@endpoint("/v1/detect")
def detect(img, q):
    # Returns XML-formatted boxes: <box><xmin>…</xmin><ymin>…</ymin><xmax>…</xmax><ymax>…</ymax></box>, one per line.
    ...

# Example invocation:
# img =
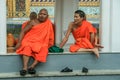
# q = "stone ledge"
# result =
<box><xmin>1</xmin><ymin>52</ymin><xmax>120</xmax><ymax>56</ymax></box>
<box><xmin>0</xmin><ymin>70</ymin><xmax>120</xmax><ymax>79</ymax></box>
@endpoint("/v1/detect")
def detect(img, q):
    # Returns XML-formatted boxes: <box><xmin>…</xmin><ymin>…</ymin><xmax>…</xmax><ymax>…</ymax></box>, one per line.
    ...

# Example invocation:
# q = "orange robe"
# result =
<box><xmin>16</xmin><ymin>19</ymin><xmax>54</xmax><ymax>62</ymax></box>
<box><xmin>21</xmin><ymin>21</ymin><xmax>29</xmax><ymax>30</ymax></box>
<box><xmin>70</xmin><ymin>20</ymin><xmax>96</xmax><ymax>52</ymax></box>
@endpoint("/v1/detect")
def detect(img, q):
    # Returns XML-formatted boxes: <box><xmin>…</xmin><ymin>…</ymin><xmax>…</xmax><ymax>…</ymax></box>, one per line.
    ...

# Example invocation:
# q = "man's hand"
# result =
<box><xmin>15</xmin><ymin>42</ymin><xmax>21</xmax><ymax>50</ymax></box>
<box><xmin>95</xmin><ymin>44</ymin><xmax>104</xmax><ymax>48</ymax></box>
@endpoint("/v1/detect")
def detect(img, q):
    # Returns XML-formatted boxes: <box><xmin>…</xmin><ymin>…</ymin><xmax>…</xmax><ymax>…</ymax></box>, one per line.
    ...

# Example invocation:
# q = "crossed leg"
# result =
<box><xmin>78</xmin><ymin>48</ymin><xmax>99</xmax><ymax>58</ymax></box>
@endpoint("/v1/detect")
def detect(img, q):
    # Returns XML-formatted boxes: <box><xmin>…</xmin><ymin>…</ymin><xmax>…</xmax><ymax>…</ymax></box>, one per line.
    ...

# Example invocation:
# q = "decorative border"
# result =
<box><xmin>13</xmin><ymin>0</ymin><xmax>30</xmax><ymax>18</ymax></box>
<box><xmin>78</xmin><ymin>0</ymin><xmax>100</xmax><ymax>7</ymax></box>
<box><xmin>31</xmin><ymin>2</ymin><xmax>55</xmax><ymax>6</ymax></box>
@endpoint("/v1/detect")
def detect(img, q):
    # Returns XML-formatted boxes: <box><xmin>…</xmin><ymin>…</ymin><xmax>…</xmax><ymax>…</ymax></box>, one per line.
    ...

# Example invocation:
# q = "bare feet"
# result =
<box><xmin>92</xmin><ymin>48</ymin><xmax>99</xmax><ymax>58</ymax></box>
<box><xmin>28</xmin><ymin>61</ymin><xmax>38</xmax><ymax>74</ymax></box>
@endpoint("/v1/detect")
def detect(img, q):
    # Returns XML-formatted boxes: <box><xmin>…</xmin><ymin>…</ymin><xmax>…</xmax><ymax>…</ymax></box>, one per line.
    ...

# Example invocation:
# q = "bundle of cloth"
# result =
<box><xmin>49</xmin><ymin>45</ymin><xmax>64</xmax><ymax>53</ymax></box>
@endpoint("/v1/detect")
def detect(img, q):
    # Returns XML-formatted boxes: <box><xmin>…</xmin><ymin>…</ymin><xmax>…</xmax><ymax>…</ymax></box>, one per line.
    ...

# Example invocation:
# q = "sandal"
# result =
<box><xmin>28</xmin><ymin>68</ymin><xmax>36</xmax><ymax>74</ymax></box>
<box><xmin>20</xmin><ymin>70</ymin><xmax>27</xmax><ymax>76</ymax></box>
<box><xmin>61</xmin><ymin>67</ymin><xmax>73</xmax><ymax>72</ymax></box>
<box><xmin>82</xmin><ymin>67</ymin><xmax>88</xmax><ymax>73</ymax></box>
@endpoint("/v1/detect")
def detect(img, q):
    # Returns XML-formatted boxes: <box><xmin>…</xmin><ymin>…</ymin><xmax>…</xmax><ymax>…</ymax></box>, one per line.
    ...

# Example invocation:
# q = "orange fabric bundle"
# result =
<box><xmin>16</xmin><ymin>19</ymin><xmax>54</xmax><ymax>62</ymax></box>
<box><xmin>70</xmin><ymin>20</ymin><xmax>96</xmax><ymax>52</ymax></box>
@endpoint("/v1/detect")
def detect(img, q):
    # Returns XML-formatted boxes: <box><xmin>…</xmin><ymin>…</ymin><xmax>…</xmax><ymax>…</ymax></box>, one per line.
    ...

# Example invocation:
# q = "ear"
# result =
<box><xmin>47</xmin><ymin>15</ymin><xmax>49</xmax><ymax>17</ymax></box>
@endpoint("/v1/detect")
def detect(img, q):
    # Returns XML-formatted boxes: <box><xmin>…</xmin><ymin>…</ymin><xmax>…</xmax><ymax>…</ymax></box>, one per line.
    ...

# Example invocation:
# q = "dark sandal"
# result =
<box><xmin>82</xmin><ymin>67</ymin><xmax>88</xmax><ymax>73</ymax></box>
<box><xmin>61</xmin><ymin>67</ymin><xmax>73</xmax><ymax>72</ymax></box>
<box><xmin>20</xmin><ymin>70</ymin><xmax>27</xmax><ymax>76</ymax></box>
<box><xmin>28</xmin><ymin>68</ymin><xmax>36</xmax><ymax>74</ymax></box>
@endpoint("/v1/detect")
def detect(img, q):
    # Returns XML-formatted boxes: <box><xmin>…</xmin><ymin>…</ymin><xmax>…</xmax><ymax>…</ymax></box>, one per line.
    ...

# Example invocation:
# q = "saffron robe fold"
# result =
<box><xmin>16</xmin><ymin>19</ymin><xmax>54</xmax><ymax>62</ymax></box>
<box><xmin>21</xmin><ymin>21</ymin><xmax>29</xmax><ymax>29</ymax></box>
<box><xmin>70</xmin><ymin>20</ymin><xmax>96</xmax><ymax>52</ymax></box>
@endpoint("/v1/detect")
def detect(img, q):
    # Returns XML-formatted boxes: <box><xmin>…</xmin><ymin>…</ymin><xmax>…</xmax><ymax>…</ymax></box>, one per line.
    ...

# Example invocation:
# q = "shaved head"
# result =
<box><xmin>39</xmin><ymin>8</ymin><xmax>48</xmax><ymax>15</ymax></box>
<box><xmin>38</xmin><ymin>8</ymin><xmax>49</xmax><ymax>22</ymax></box>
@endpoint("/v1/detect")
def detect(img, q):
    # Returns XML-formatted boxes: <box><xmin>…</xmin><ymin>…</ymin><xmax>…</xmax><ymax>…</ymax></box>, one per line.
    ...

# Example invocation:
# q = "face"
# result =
<box><xmin>29</xmin><ymin>13</ymin><xmax>37</xmax><ymax>20</ymax></box>
<box><xmin>38</xmin><ymin>10</ymin><xmax>48</xmax><ymax>22</ymax></box>
<box><xmin>74</xmin><ymin>13</ymin><xmax>83</xmax><ymax>25</ymax></box>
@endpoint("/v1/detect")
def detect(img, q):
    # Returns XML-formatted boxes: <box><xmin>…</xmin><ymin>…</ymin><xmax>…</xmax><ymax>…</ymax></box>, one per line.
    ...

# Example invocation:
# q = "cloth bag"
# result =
<box><xmin>49</xmin><ymin>45</ymin><xmax>64</xmax><ymax>53</ymax></box>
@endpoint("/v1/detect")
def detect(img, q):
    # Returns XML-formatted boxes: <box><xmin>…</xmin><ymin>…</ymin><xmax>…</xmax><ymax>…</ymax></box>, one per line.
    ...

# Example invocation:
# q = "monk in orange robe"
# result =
<box><xmin>15</xmin><ymin>9</ymin><xmax>54</xmax><ymax>76</ymax></box>
<box><xmin>60</xmin><ymin>10</ymin><xmax>103</xmax><ymax>58</ymax></box>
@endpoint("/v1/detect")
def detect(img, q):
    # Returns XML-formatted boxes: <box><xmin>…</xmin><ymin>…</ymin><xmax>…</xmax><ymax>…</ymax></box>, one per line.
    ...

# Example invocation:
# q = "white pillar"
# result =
<box><xmin>110</xmin><ymin>0</ymin><xmax>120</xmax><ymax>52</ymax></box>
<box><xmin>101</xmin><ymin>0</ymin><xmax>120</xmax><ymax>52</ymax></box>
<box><xmin>0</xmin><ymin>0</ymin><xmax>7</xmax><ymax>54</ymax></box>
<box><xmin>55</xmin><ymin>0</ymin><xmax>78</xmax><ymax>46</ymax></box>
<box><xmin>62</xmin><ymin>0</ymin><xmax>78</xmax><ymax>44</ymax></box>
<box><xmin>100</xmin><ymin>0</ymin><xmax>111</xmax><ymax>52</ymax></box>
<box><xmin>54</xmin><ymin>0</ymin><xmax>63</xmax><ymax>45</ymax></box>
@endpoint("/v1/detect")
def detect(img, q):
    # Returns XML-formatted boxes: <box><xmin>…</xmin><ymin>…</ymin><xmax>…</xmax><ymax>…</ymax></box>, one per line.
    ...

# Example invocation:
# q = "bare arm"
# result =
<box><xmin>94</xmin><ymin>33</ymin><xmax>98</xmax><ymax>45</ymax></box>
<box><xmin>90</xmin><ymin>32</ymin><xmax>95</xmax><ymax>46</ymax></box>
<box><xmin>94</xmin><ymin>34</ymin><xmax>104</xmax><ymax>48</ymax></box>
<box><xmin>15</xmin><ymin>21</ymin><xmax>33</xmax><ymax>50</ymax></box>
<box><xmin>59</xmin><ymin>22</ymin><xmax>73</xmax><ymax>48</ymax></box>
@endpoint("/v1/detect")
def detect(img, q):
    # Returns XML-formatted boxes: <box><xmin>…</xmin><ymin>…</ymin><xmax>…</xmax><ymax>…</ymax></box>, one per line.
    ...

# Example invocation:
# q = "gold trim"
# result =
<box><xmin>26</xmin><ymin>0</ymin><xmax>30</xmax><ymax>17</ymax></box>
<box><xmin>31</xmin><ymin>2</ymin><xmax>55</xmax><ymax>6</ymax></box>
<box><xmin>79</xmin><ymin>1</ymin><xmax>100</xmax><ymax>7</ymax></box>
<box><xmin>7</xmin><ymin>0</ymin><xmax>13</xmax><ymax>18</ymax></box>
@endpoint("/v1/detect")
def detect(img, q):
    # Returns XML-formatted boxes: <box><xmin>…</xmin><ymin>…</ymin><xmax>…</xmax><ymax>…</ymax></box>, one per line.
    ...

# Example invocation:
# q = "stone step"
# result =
<box><xmin>0</xmin><ymin>52</ymin><xmax>120</xmax><ymax>80</ymax></box>
<box><xmin>0</xmin><ymin>70</ymin><xmax>120</xmax><ymax>79</ymax></box>
<box><xmin>0</xmin><ymin>52</ymin><xmax>120</xmax><ymax>73</ymax></box>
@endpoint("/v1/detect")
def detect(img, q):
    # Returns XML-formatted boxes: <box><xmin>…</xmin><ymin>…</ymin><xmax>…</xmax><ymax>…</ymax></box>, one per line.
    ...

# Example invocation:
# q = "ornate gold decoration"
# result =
<box><xmin>7</xmin><ymin>0</ymin><xmax>30</xmax><ymax>18</ymax></box>
<box><xmin>79</xmin><ymin>0</ymin><xmax>100</xmax><ymax>7</ymax></box>
<box><xmin>31</xmin><ymin>2</ymin><xmax>55</xmax><ymax>6</ymax></box>
<box><xmin>7</xmin><ymin>0</ymin><xmax>13</xmax><ymax>18</ymax></box>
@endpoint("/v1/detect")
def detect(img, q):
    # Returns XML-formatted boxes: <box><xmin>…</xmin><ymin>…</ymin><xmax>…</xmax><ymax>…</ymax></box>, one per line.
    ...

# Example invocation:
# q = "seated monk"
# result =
<box><xmin>60</xmin><ymin>10</ymin><xmax>103</xmax><ymax>58</ymax></box>
<box><xmin>15</xmin><ymin>8</ymin><xmax>54</xmax><ymax>76</ymax></box>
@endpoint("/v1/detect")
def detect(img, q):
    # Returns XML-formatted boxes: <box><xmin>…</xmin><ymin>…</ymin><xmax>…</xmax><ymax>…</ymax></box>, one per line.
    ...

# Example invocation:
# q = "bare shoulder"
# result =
<box><xmin>69</xmin><ymin>22</ymin><xmax>74</xmax><ymax>28</ymax></box>
<box><xmin>27</xmin><ymin>20</ymin><xmax>34</xmax><ymax>25</ymax></box>
<box><xmin>69</xmin><ymin>22</ymin><xmax>74</xmax><ymax>26</ymax></box>
<box><xmin>29</xmin><ymin>20</ymin><xmax>39</xmax><ymax>26</ymax></box>
<box><xmin>23</xmin><ymin>20</ymin><xmax>35</xmax><ymax>29</ymax></box>
<box><xmin>68</xmin><ymin>22</ymin><xmax>75</xmax><ymax>29</ymax></box>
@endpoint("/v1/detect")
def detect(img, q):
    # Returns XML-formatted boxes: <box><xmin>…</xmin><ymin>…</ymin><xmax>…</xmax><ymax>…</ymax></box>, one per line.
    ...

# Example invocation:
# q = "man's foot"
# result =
<box><xmin>28</xmin><ymin>67</ymin><xmax>36</xmax><ymax>74</ymax></box>
<box><xmin>20</xmin><ymin>70</ymin><xmax>27</xmax><ymax>76</ymax></box>
<box><xmin>27</xmin><ymin>60</ymin><xmax>38</xmax><ymax>74</ymax></box>
<box><xmin>93</xmin><ymin>48</ymin><xmax>99</xmax><ymax>58</ymax></box>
